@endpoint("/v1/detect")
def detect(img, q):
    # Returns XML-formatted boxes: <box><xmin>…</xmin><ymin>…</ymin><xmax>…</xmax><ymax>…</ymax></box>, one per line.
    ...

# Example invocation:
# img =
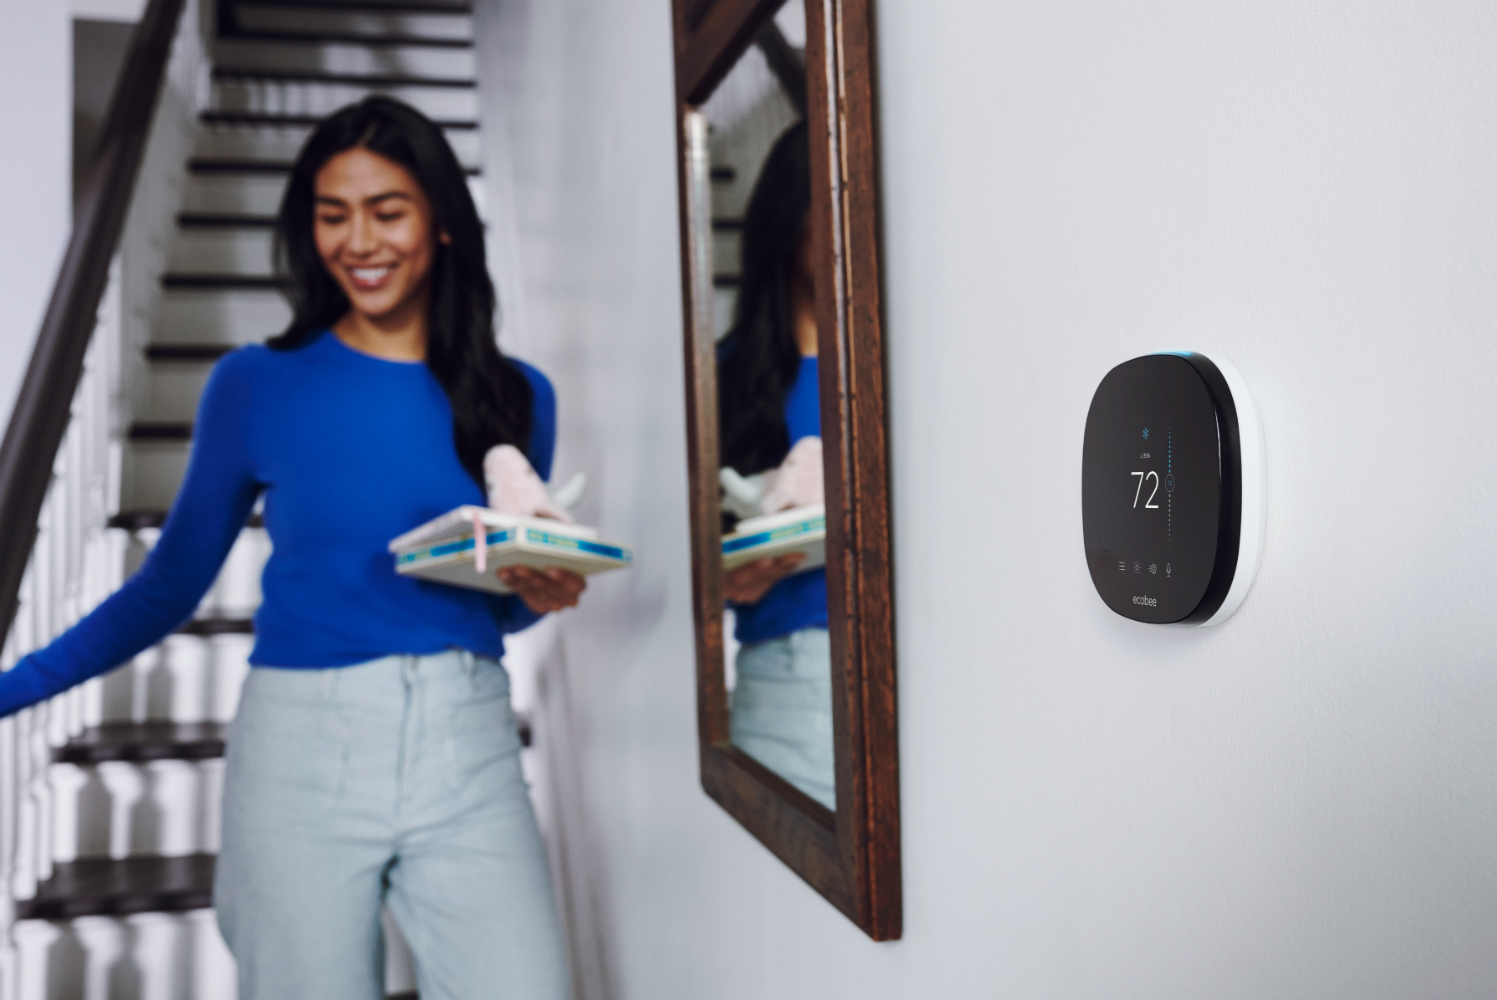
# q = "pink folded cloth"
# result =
<box><xmin>483</xmin><ymin>445</ymin><xmax>574</xmax><ymax>523</ymax></box>
<box><xmin>760</xmin><ymin>437</ymin><xmax>824</xmax><ymax>514</ymax></box>
<box><xmin>720</xmin><ymin>437</ymin><xmax>825</xmax><ymax>519</ymax></box>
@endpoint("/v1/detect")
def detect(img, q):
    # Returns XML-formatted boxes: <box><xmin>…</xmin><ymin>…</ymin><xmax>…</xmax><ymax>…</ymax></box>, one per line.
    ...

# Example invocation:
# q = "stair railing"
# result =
<box><xmin>0</xmin><ymin>0</ymin><xmax>202</xmax><ymax>988</ymax></box>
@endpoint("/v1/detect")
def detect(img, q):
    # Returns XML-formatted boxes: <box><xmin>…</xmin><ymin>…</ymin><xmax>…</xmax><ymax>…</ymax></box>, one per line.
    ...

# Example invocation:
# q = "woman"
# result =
<box><xmin>0</xmin><ymin>97</ymin><xmax>577</xmax><ymax>999</ymax></box>
<box><xmin>717</xmin><ymin>121</ymin><xmax>835</xmax><ymax>809</ymax></box>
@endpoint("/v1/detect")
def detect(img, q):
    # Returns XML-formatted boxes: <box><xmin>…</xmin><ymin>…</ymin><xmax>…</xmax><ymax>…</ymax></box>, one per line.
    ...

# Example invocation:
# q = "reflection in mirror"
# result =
<box><xmin>701</xmin><ymin>2</ymin><xmax>834</xmax><ymax>810</ymax></box>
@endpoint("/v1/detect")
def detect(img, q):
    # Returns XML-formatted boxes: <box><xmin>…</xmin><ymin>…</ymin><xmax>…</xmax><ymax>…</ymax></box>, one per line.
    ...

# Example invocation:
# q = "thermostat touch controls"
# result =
<box><xmin>1082</xmin><ymin>353</ymin><xmax>1264</xmax><ymax>626</ymax></box>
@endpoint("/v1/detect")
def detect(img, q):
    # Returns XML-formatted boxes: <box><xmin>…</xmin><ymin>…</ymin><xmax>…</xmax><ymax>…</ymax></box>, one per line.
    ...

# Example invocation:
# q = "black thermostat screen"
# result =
<box><xmin>1083</xmin><ymin>355</ymin><xmax>1222</xmax><ymax>623</ymax></box>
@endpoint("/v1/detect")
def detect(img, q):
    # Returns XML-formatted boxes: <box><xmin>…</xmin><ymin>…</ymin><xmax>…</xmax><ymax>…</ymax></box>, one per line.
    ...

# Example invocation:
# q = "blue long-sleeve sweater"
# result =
<box><xmin>0</xmin><ymin>330</ymin><xmax>554</xmax><ymax>717</ymax></box>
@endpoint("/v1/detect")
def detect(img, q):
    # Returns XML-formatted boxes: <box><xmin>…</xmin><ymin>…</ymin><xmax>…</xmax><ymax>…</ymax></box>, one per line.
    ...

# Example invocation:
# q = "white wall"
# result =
<box><xmin>0</xmin><ymin>1</ymin><xmax>72</xmax><ymax>437</ymax></box>
<box><xmin>482</xmin><ymin>3</ymin><xmax>1497</xmax><ymax>998</ymax></box>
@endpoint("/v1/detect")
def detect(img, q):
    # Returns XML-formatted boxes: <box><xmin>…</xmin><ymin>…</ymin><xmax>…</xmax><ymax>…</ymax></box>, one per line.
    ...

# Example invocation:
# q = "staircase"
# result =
<box><xmin>2</xmin><ymin>1</ymin><xmax>483</xmax><ymax>996</ymax></box>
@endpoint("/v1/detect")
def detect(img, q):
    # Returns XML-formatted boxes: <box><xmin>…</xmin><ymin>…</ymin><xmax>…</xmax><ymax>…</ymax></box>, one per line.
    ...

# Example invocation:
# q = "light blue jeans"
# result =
<box><xmin>730</xmin><ymin>627</ymin><xmax>836</xmax><ymax>808</ymax></box>
<box><xmin>215</xmin><ymin>651</ymin><xmax>569</xmax><ymax>1000</ymax></box>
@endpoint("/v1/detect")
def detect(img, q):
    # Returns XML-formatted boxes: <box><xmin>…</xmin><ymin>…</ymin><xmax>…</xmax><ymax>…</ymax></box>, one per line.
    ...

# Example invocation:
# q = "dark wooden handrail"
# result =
<box><xmin>0</xmin><ymin>0</ymin><xmax>185</xmax><ymax>641</ymax></box>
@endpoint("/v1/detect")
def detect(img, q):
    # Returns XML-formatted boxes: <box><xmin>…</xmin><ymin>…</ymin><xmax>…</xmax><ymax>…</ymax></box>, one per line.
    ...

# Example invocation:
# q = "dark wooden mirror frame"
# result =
<box><xmin>670</xmin><ymin>0</ymin><xmax>901</xmax><ymax>940</ymax></box>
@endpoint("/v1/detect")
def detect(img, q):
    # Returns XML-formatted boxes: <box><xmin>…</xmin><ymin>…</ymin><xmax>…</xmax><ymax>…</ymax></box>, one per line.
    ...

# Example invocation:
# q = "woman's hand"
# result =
<box><xmin>723</xmin><ymin>553</ymin><xmax>805</xmax><ymax>605</ymax></box>
<box><xmin>498</xmin><ymin>566</ymin><xmax>587</xmax><ymax>615</ymax></box>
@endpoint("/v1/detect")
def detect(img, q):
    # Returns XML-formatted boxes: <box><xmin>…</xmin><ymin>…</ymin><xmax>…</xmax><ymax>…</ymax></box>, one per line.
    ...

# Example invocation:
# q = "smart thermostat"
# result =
<box><xmin>1082</xmin><ymin>352</ymin><xmax>1264</xmax><ymax>626</ymax></box>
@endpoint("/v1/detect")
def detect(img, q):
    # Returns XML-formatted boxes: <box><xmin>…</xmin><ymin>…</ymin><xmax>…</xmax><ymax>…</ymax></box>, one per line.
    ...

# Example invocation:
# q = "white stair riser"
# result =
<box><xmin>183</xmin><ymin>174</ymin><xmax>288</xmax><ymax>216</ymax></box>
<box><xmin>211</xmin><ymin>78</ymin><xmax>477</xmax><ymax>119</ymax></box>
<box><xmin>194</xmin><ymin>120</ymin><xmax>481</xmax><ymax>167</ymax></box>
<box><xmin>167</xmin><ymin>230</ymin><xmax>276</xmax><ymax>276</ymax></box>
<box><xmin>231</xmin><ymin>5</ymin><xmax>473</xmax><ymax>42</ymax></box>
<box><xmin>50</xmin><ymin>760</ymin><xmax>224</xmax><ymax>862</ymax></box>
<box><xmin>14</xmin><ymin>911</ymin><xmax>236</xmax><ymax>1000</ymax></box>
<box><xmin>92</xmin><ymin>634</ymin><xmax>252</xmax><ymax>727</ymax></box>
<box><xmin>123</xmin><ymin>445</ymin><xmax>191</xmax><ymax>514</ymax></box>
<box><xmin>140</xmin><ymin>366</ymin><xmax>213</xmax><ymax>423</ymax></box>
<box><xmin>214</xmin><ymin>37</ymin><xmax>475</xmax><ymax>79</ymax></box>
<box><xmin>156</xmin><ymin>288</ymin><xmax>292</xmax><ymax>345</ymax></box>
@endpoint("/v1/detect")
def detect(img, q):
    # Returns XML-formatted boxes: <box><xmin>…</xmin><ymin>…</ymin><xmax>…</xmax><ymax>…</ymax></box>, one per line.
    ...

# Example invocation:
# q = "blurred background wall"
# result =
<box><xmin>477</xmin><ymin>2</ymin><xmax>1497</xmax><ymax>998</ymax></box>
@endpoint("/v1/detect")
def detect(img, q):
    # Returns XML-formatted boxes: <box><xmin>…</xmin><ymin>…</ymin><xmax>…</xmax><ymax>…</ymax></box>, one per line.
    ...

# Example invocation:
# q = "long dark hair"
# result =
<box><xmin>717</xmin><ymin>121</ymin><xmax>811</xmax><ymax>475</ymax></box>
<box><xmin>269</xmin><ymin>96</ymin><xmax>533</xmax><ymax>487</ymax></box>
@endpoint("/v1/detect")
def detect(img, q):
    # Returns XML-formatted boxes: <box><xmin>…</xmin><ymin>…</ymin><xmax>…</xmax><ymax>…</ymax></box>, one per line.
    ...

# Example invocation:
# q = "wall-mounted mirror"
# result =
<box><xmin>671</xmin><ymin>0</ymin><xmax>900</xmax><ymax>939</ymax></box>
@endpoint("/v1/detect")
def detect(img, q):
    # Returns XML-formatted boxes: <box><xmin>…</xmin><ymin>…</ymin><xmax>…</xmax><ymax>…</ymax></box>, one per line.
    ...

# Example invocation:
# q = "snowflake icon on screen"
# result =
<box><xmin>1142</xmin><ymin>427</ymin><xmax>1150</xmax><ymax>440</ymax></box>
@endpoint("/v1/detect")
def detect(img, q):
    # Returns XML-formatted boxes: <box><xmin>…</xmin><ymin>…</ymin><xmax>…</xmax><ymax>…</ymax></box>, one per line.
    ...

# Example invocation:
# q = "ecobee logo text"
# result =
<box><xmin>1132</xmin><ymin>595</ymin><xmax>1158</xmax><ymax>607</ymax></box>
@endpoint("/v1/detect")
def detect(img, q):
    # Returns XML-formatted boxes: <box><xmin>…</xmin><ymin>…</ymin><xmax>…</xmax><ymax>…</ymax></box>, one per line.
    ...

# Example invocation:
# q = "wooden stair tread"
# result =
<box><xmin>177</xmin><ymin>617</ymin><xmax>256</xmax><ymax>636</ymax></box>
<box><xmin>219</xmin><ymin>30</ymin><xmax>472</xmax><ymax>49</ymax></box>
<box><xmin>201</xmin><ymin>110</ymin><xmax>476</xmax><ymax>128</ymax></box>
<box><xmin>146</xmin><ymin>342</ymin><xmax>241</xmax><ymax>361</ymax></box>
<box><xmin>108</xmin><ymin>510</ymin><xmax>264</xmax><ymax>529</ymax></box>
<box><xmin>177</xmin><ymin>212</ymin><xmax>277</xmax><ymax>229</ymax></box>
<box><xmin>16</xmin><ymin>854</ymin><xmax>216</xmax><ymax>920</ymax></box>
<box><xmin>229</xmin><ymin>0</ymin><xmax>471</xmax><ymax>13</ymax></box>
<box><xmin>128</xmin><ymin>421</ymin><xmax>194</xmax><ymax>440</ymax></box>
<box><xmin>212</xmin><ymin>66</ymin><xmax>475</xmax><ymax>88</ymax></box>
<box><xmin>160</xmin><ymin>274</ymin><xmax>285</xmax><ymax>290</ymax></box>
<box><xmin>54</xmin><ymin>722</ymin><xmax>228</xmax><ymax>764</ymax></box>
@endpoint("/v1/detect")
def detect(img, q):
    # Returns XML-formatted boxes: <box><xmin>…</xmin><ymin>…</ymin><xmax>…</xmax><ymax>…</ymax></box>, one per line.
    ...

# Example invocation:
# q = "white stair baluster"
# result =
<box><xmin>12</xmin><ymin>919</ymin><xmax>62</xmax><ymax>1000</ymax></box>
<box><xmin>158</xmin><ymin>636</ymin><xmax>209</xmax><ymax>725</ymax></box>
<box><xmin>98</xmin><ymin>762</ymin><xmax>146</xmax><ymax>862</ymax></box>
<box><xmin>186</xmin><ymin>909</ymin><xmax>236</xmax><ymax>999</ymax></box>
<box><xmin>208</xmin><ymin>634</ymin><xmax>251</xmax><ymax>724</ymax></box>
<box><xmin>73</xmin><ymin>916</ymin><xmax>127</xmax><ymax>1000</ymax></box>
<box><xmin>47</xmin><ymin>763</ymin><xmax>89</xmax><ymax>865</ymax></box>
<box><xmin>143</xmin><ymin>761</ymin><xmax>200</xmax><ymax>857</ymax></box>
<box><xmin>127</xmin><ymin>912</ymin><xmax>185</xmax><ymax>1000</ymax></box>
<box><xmin>197</xmin><ymin>760</ymin><xmax>224</xmax><ymax>856</ymax></box>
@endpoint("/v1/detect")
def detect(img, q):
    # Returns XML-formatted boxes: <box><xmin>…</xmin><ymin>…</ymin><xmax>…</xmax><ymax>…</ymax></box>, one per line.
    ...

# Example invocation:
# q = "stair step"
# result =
<box><xmin>161</xmin><ymin>273</ymin><xmax>285</xmax><ymax>290</ymax></box>
<box><xmin>188</xmin><ymin>157</ymin><xmax>296</xmax><ymax>174</ymax></box>
<box><xmin>226</xmin><ymin>3</ymin><xmax>473</xmax><ymax>44</ymax></box>
<box><xmin>178</xmin><ymin>618</ymin><xmax>256</xmax><ymax>637</ymax></box>
<box><xmin>194</xmin><ymin>116</ymin><xmax>481</xmax><ymax>165</ymax></box>
<box><xmin>234</xmin><ymin>0</ymin><xmax>471</xmax><ymax>11</ymax></box>
<box><xmin>202</xmin><ymin>109</ymin><xmax>477</xmax><ymax>129</ymax></box>
<box><xmin>146</xmin><ymin>342</ymin><xmax>242</xmax><ymax>360</ymax></box>
<box><xmin>236</xmin><ymin>0</ymin><xmax>470</xmax><ymax>7</ymax></box>
<box><xmin>213</xmin><ymin>66</ymin><xmax>475</xmax><ymax>88</ymax></box>
<box><xmin>218</xmin><ymin>28</ymin><xmax>471</xmax><ymax>49</ymax></box>
<box><xmin>55</xmin><ymin>723</ymin><xmax>229</xmax><ymax>764</ymax></box>
<box><xmin>178</xmin><ymin>211</ymin><xmax>277</xmax><ymax>228</ymax></box>
<box><xmin>129</xmin><ymin>422</ymin><xmax>194</xmax><ymax>441</ymax></box>
<box><xmin>168</xmin><ymin>228</ymin><xmax>275</xmax><ymax>275</ymax></box>
<box><xmin>16</xmin><ymin>854</ymin><xmax>216</xmax><ymax>920</ymax></box>
<box><xmin>108</xmin><ymin>512</ymin><xmax>264</xmax><ymax>530</ymax></box>
<box><xmin>158</xmin><ymin>286</ymin><xmax>291</xmax><ymax>346</ymax></box>
<box><xmin>184</xmin><ymin>170</ymin><xmax>290</xmax><ymax>215</ymax></box>
<box><xmin>210</xmin><ymin>76</ymin><xmax>478</xmax><ymax>120</ymax></box>
<box><xmin>214</xmin><ymin>34</ymin><xmax>475</xmax><ymax>80</ymax></box>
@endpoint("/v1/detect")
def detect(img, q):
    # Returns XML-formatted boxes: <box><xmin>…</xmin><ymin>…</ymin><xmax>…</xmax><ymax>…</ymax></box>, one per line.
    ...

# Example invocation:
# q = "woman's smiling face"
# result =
<box><xmin>313</xmin><ymin>147</ymin><xmax>444</xmax><ymax>326</ymax></box>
